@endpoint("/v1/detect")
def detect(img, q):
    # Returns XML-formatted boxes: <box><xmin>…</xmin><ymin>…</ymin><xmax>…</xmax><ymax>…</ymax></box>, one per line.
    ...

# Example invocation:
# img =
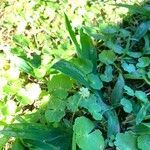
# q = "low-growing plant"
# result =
<box><xmin>0</xmin><ymin>1</ymin><xmax>150</xmax><ymax>150</ymax></box>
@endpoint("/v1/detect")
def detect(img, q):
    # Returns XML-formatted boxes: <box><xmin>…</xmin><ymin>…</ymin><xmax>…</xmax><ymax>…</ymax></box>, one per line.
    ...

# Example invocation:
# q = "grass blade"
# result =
<box><xmin>52</xmin><ymin>59</ymin><xmax>89</xmax><ymax>87</ymax></box>
<box><xmin>111</xmin><ymin>74</ymin><xmax>125</xmax><ymax>105</ymax></box>
<box><xmin>80</xmin><ymin>29</ymin><xmax>97</xmax><ymax>71</ymax></box>
<box><xmin>0</xmin><ymin>123</ymin><xmax>71</xmax><ymax>143</ymax></box>
<box><xmin>131</xmin><ymin>21</ymin><xmax>150</xmax><ymax>46</ymax></box>
<box><xmin>64</xmin><ymin>13</ymin><xmax>81</xmax><ymax>57</ymax></box>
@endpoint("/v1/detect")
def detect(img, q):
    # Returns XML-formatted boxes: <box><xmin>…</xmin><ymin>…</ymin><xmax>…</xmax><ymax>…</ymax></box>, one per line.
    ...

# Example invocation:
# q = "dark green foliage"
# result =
<box><xmin>0</xmin><ymin>123</ymin><xmax>71</xmax><ymax>150</ymax></box>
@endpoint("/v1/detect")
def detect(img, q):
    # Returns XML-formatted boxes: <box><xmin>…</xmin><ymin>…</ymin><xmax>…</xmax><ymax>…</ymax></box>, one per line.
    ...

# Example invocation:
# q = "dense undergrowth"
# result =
<box><xmin>0</xmin><ymin>0</ymin><xmax>150</xmax><ymax>150</ymax></box>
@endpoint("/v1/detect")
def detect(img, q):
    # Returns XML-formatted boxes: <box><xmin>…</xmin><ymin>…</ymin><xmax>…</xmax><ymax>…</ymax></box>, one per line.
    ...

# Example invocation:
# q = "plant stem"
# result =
<box><xmin>71</xmin><ymin>96</ymin><xmax>82</xmax><ymax>123</ymax></box>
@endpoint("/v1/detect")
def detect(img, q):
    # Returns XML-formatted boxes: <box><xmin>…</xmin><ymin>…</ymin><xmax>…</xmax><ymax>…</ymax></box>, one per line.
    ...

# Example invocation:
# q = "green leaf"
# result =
<box><xmin>133</xmin><ymin>123</ymin><xmax>150</xmax><ymax>135</ymax></box>
<box><xmin>45</xmin><ymin>97</ymin><xmax>66</xmax><ymax>122</ymax></box>
<box><xmin>136</xmin><ymin>103</ymin><xmax>149</xmax><ymax>125</ymax></box>
<box><xmin>73</xmin><ymin>116</ymin><xmax>104</xmax><ymax>150</ymax></box>
<box><xmin>138</xmin><ymin>135</ymin><xmax>150</xmax><ymax>150</ymax></box>
<box><xmin>115</xmin><ymin>132</ymin><xmax>137</xmax><ymax>150</ymax></box>
<box><xmin>122</xmin><ymin>62</ymin><xmax>136</xmax><ymax>73</ymax></box>
<box><xmin>94</xmin><ymin>92</ymin><xmax>120</xmax><ymax>137</ymax></box>
<box><xmin>124</xmin><ymin>72</ymin><xmax>142</xmax><ymax>80</ymax></box>
<box><xmin>80</xmin><ymin>29</ymin><xmax>97</xmax><ymax>71</ymax></box>
<box><xmin>47</xmin><ymin>74</ymin><xmax>73</xmax><ymax>92</ymax></box>
<box><xmin>80</xmin><ymin>94</ymin><xmax>102</xmax><ymax>120</ymax></box>
<box><xmin>88</xmin><ymin>103</ymin><xmax>102</xmax><ymax>120</ymax></box>
<box><xmin>135</xmin><ymin>91</ymin><xmax>148</xmax><ymax>103</ymax></box>
<box><xmin>11</xmin><ymin>47</ymin><xmax>26</xmax><ymax>57</ymax></box>
<box><xmin>147</xmin><ymin>70</ymin><xmax>150</xmax><ymax>79</ymax></box>
<box><xmin>23</xmin><ymin>139</ymin><xmax>58</xmax><ymax>150</ymax></box>
<box><xmin>29</xmin><ymin>53</ymin><xmax>41</xmax><ymax>68</ymax></box>
<box><xmin>101</xmin><ymin>24</ymin><xmax>118</xmax><ymax>35</ymax></box>
<box><xmin>100</xmin><ymin>65</ymin><xmax>113</xmax><ymax>82</ymax></box>
<box><xmin>53</xmin><ymin>89</ymin><xmax>68</xmax><ymax>99</ymax></box>
<box><xmin>99</xmin><ymin>50</ymin><xmax>116</xmax><ymax>65</ymax></box>
<box><xmin>64</xmin><ymin>14</ymin><xmax>81</xmax><ymax>56</ymax></box>
<box><xmin>111</xmin><ymin>74</ymin><xmax>125</xmax><ymax>105</ymax></box>
<box><xmin>52</xmin><ymin>59</ymin><xmax>89</xmax><ymax>87</ymax></box>
<box><xmin>119</xmin><ymin>29</ymin><xmax>130</xmax><ymax>38</ymax></box>
<box><xmin>45</xmin><ymin>109</ymin><xmax>65</xmax><ymax>123</ymax></box>
<box><xmin>127</xmin><ymin>52</ymin><xmax>142</xmax><ymax>58</ymax></box>
<box><xmin>67</xmin><ymin>94</ymin><xmax>102</xmax><ymax>120</ymax></box>
<box><xmin>12</xmin><ymin>139</ymin><xmax>24</xmax><ymax>150</ymax></box>
<box><xmin>14</xmin><ymin>57</ymin><xmax>34</xmax><ymax>76</ymax></box>
<box><xmin>87</xmin><ymin>73</ymin><xmax>103</xmax><ymax>90</ymax></box>
<box><xmin>120</xmin><ymin>98</ymin><xmax>133</xmax><ymax>113</ymax></box>
<box><xmin>71</xmin><ymin>58</ymin><xmax>93</xmax><ymax>74</ymax></box>
<box><xmin>105</xmin><ymin>40</ymin><xmax>123</xmax><ymax>54</ymax></box>
<box><xmin>131</xmin><ymin>21</ymin><xmax>150</xmax><ymax>46</ymax></box>
<box><xmin>136</xmin><ymin>57</ymin><xmax>150</xmax><ymax>68</ymax></box>
<box><xmin>67</xmin><ymin>94</ymin><xmax>80</xmax><ymax>112</ymax></box>
<box><xmin>143</xmin><ymin>35</ymin><xmax>150</xmax><ymax>54</ymax></box>
<box><xmin>124</xmin><ymin>85</ymin><xmax>134</xmax><ymax>96</ymax></box>
<box><xmin>13</xmin><ymin>35</ymin><xmax>29</xmax><ymax>47</ymax></box>
<box><xmin>3</xmin><ymin>80</ymin><xmax>23</xmax><ymax>95</ymax></box>
<box><xmin>0</xmin><ymin>136</ymin><xmax>9</xmax><ymax>150</ymax></box>
<box><xmin>0</xmin><ymin>123</ymin><xmax>71</xmax><ymax>145</ymax></box>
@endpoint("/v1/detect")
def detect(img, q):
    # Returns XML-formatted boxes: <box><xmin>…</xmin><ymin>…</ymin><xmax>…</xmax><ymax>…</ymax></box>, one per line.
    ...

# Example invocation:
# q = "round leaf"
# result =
<box><xmin>99</xmin><ymin>50</ymin><xmax>116</xmax><ymax>65</ymax></box>
<box><xmin>73</xmin><ymin>116</ymin><xmax>104</xmax><ymax>150</ymax></box>
<box><xmin>115</xmin><ymin>132</ymin><xmax>137</xmax><ymax>150</ymax></box>
<box><xmin>87</xmin><ymin>74</ymin><xmax>103</xmax><ymax>90</ymax></box>
<box><xmin>120</xmin><ymin>98</ymin><xmax>133</xmax><ymax>113</ymax></box>
<box><xmin>138</xmin><ymin>135</ymin><xmax>150</xmax><ymax>150</ymax></box>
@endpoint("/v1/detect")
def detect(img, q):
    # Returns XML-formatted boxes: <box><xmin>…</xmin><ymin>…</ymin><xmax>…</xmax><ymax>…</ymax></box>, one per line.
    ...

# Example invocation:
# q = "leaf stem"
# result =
<box><xmin>113</xmin><ymin>63</ymin><xmax>122</xmax><ymax>73</ymax></box>
<box><xmin>71</xmin><ymin>96</ymin><xmax>82</xmax><ymax>123</ymax></box>
<box><xmin>72</xmin><ymin>129</ymin><xmax>76</xmax><ymax>150</ymax></box>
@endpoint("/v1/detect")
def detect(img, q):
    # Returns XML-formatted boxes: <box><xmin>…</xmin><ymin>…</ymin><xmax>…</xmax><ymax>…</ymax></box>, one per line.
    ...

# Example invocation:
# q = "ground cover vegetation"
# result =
<box><xmin>0</xmin><ymin>0</ymin><xmax>150</xmax><ymax>149</ymax></box>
